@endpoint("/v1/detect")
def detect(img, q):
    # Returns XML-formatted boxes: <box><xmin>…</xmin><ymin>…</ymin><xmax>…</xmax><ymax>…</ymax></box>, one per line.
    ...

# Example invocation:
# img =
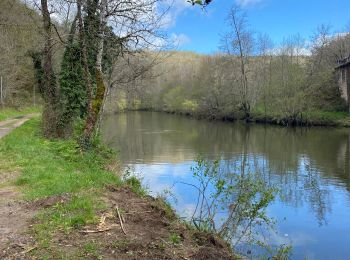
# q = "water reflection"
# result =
<box><xmin>101</xmin><ymin>111</ymin><xmax>350</xmax><ymax>259</ymax></box>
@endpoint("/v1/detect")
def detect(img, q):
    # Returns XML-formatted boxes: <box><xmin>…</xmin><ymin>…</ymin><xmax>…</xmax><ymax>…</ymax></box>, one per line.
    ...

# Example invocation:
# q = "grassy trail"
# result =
<box><xmin>0</xmin><ymin>114</ymin><xmax>39</xmax><ymax>139</ymax></box>
<box><xmin>0</xmin><ymin>107</ymin><xmax>41</xmax><ymax>122</ymax></box>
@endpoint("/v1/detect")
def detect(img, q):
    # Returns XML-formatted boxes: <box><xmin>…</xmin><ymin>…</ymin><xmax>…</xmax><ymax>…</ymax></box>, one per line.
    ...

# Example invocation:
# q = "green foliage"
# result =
<box><xmin>126</xmin><ymin>27</ymin><xmax>350</xmax><ymax>126</ymax></box>
<box><xmin>59</xmin><ymin>41</ymin><xmax>87</xmax><ymax>130</ymax></box>
<box><xmin>58</xmin><ymin>14</ymin><xmax>87</xmax><ymax>138</ymax></box>
<box><xmin>251</xmin><ymin>108</ymin><xmax>350</xmax><ymax>126</ymax></box>
<box><xmin>182</xmin><ymin>99</ymin><xmax>198</xmax><ymax>112</ymax></box>
<box><xmin>84</xmin><ymin>0</ymin><xmax>100</xmax><ymax>79</ymax></box>
<box><xmin>125</xmin><ymin>176</ymin><xmax>143</xmax><ymax>194</ymax></box>
<box><xmin>188</xmin><ymin>0</ymin><xmax>213</xmax><ymax>6</ymax></box>
<box><xmin>188</xmin><ymin>157</ymin><xmax>281</xmax><ymax>257</ymax></box>
<box><xmin>169</xmin><ymin>233</ymin><xmax>181</xmax><ymax>244</ymax></box>
<box><xmin>271</xmin><ymin>244</ymin><xmax>293</xmax><ymax>260</ymax></box>
<box><xmin>163</xmin><ymin>86</ymin><xmax>187</xmax><ymax>112</ymax></box>
<box><xmin>123</xmin><ymin>168</ymin><xmax>147</xmax><ymax>196</ymax></box>
<box><xmin>29</xmin><ymin>51</ymin><xmax>45</xmax><ymax>95</ymax></box>
<box><xmin>84</xmin><ymin>1</ymin><xmax>120</xmax><ymax>78</ymax></box>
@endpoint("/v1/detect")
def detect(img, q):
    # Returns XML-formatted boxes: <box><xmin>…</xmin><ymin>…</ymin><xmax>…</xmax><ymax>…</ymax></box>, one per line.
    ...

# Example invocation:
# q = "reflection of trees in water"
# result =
<box><xmin>100</xmin><ymin>111</ymin><xmax>350</xmax><ymax>225</ymax></box>
<box><xmin>303</xmin><ymin>157</ymin><xmax>331</xmax><ymax>226</ymax></box>
<box><xmin>221</xmin><ymin>154</ymin><xmax>332</xmax><ymax>226</ymax></box>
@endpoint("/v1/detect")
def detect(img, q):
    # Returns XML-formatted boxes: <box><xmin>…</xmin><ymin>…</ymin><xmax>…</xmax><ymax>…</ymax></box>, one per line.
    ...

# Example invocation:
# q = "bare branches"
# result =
<box><xmin>104</xmin><ymin>0</ymin><xmax>167</xmax><ymax>51</ymax></box>
<box><xmin>221</xmin><ymin>5</ymin><xmax>254</xmax><ymax>117</ymax></box>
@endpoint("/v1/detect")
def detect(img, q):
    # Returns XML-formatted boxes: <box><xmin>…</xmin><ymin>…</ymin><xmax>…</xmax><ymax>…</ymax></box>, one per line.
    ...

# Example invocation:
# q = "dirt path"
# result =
<box><xmin>0</xmin><ymin>186</ymin><xmax>36</xmax><ymax>259</ymax></box>
<box><xmin>0</xmin><ymin>114</ymin><xmax>39</xmax><ymax>139</ymax></box>
<box><xmin>0</xmin><ymin>114</ymin><xmax>39</xmax><ymax>259</ymax></box>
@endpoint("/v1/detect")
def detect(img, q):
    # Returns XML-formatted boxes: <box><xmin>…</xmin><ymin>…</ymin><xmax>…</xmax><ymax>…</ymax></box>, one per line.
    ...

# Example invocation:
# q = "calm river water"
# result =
<box><xmin>101</xmin><ymin>111</ymin><xmax>350</xmax><ymax>259</ymax></box>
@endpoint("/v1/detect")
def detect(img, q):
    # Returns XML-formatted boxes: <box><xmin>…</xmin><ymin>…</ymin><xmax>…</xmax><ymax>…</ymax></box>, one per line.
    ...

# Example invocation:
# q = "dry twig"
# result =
<box><xmin>116</xmin><ymin>205</ymin><xmax>127</xmax><ymax>235</ymax></box>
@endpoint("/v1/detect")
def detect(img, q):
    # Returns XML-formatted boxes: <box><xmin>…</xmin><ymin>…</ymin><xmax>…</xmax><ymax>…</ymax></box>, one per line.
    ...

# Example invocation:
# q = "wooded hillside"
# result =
<box><xmin>0</xmin><ymin>0</ymin><xmax>43</xmax><ymax>107</ymax></box>
<box><xmin>106</xmin><ymin>28</ymin><xmax>350</xmax><ymax>125</ymax></box>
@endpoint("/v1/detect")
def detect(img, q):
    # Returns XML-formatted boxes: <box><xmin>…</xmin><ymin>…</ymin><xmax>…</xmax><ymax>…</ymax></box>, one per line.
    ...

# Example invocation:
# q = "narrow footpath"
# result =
<box><xmin>0</xmin><ymin>114</ymin><xmax>39</xmax><ymax>139</ymax></box>
<box><xmin>0</xmin><ymin>114</ymin><xmax>39</xmax><ymax>259</ymax></box>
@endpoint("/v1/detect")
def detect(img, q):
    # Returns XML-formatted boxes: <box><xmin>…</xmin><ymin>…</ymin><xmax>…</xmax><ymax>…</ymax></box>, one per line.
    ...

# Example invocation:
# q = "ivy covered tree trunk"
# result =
<box><xmin>84</xmin><ymin>0</ymin><xmax>100</xmax><ymax>79</ymax></box>
<box><xmin>59</xmin><ymin>15</ymin><xmax>86</xmax><ymax>138</ymax></box>
<box><xmin>40</xmin><ymin>0</ymin><xmax>62</xmax><ymax>138</ymax></box>
<box><xmin>77</xmin><ymin>0</ymin><xmax>93</xmax><ymax>113</ymax></box>
<box><xmin>83</xmin><ymin>0</ymin><xmax>107</xmax><ymax>143</ymax></box>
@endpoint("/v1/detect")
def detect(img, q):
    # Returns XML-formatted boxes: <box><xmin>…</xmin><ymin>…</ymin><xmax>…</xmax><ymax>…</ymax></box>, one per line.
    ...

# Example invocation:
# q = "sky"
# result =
<box><xmin>164</xmin><ymin>0</ymin><xmax>350</xmax><ymax>53</ymax></box>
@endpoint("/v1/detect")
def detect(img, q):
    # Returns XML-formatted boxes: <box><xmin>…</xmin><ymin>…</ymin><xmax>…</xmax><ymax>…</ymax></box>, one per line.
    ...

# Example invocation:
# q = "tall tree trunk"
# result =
<box><xmin>83</xmin><ymin>0</ymin><xmax>107</xmax><ymax>142</ymax></box>
<box><xmin>231</xmin><ymin>8</ymin><xmax>250</xmax><ymax>118</ymax></box>
<box><xmin>41</xmin><ymin>0</ymin><xmax>61</xmax><ymax>138</ymax></box>
<box><xmin>77</xmin><ymin>0</ymin><xmax>93</xmax><ymax>119</ymax></box>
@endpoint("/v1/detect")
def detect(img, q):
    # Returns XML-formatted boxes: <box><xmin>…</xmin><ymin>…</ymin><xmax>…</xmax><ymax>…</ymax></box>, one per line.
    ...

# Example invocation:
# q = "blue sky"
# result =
<box><xmin>165</xmin><ymin>0</ymin><xmax>350</xmax><ymax>53</ymax></box>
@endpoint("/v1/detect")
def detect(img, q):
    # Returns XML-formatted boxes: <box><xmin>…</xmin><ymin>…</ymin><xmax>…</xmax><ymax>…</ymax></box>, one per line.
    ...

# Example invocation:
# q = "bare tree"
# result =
<box><xmin>221</xmin><ymin>5</ymin><xmax>254</xmax><ymax>118</ymax></box>
<box><xmin>256</xmin><ymin>33</ymin><xmax>273</xmax><ymax>118</ymax></box>
<box><xmin>81</xmin><ymin>0</ymin><xmax>167</xmax><ymax>141</ymax></box>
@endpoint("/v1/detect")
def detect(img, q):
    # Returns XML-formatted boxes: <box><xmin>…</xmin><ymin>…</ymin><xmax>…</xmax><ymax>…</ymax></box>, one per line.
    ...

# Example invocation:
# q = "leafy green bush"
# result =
<box><xmin>185</xmin><ymin>157</ymin><xmax>281</xmax><ymax>257</ymax></box>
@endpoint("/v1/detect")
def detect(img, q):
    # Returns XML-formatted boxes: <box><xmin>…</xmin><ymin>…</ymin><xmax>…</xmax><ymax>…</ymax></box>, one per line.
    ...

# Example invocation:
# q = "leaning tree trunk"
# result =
<box><xmin>83</xmin><ymin>0</ymin><xmax>107</xmax><ymax>143</ymax></box>
<box><xmin>41</xmin><ymin>0</ymin><xmax>62</xmax><ymax>138</ymax></box>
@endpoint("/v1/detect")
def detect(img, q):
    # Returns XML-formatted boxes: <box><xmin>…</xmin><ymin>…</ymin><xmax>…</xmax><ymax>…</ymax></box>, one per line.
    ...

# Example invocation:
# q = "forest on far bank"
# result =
<box><xmin>100</xmin><ymin>7</ymin><xmax>350</xmax><ymax>126</ymax></box>
<box><xmin>107</xmin><ymin>24</ymin><xmax>350</xmax><ymax>125</ymax></box>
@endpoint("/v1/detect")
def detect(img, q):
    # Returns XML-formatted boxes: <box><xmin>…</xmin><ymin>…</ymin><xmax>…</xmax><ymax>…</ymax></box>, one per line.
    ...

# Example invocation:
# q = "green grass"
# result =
<box><xmin>0</xmin><ymin>107</ymin><xmax>42</xmax><ymax>121</ymax></box>
<box><xmin>81</xmin><ymin>241</ymin><xmax>103</xmax><ymax>259</ymax></box>
<box><xmin>169</xmin><ymin>233</ymin><xmax>181</xmax><ymax>245</ymax></box>
<box><xmin>33</xmin><ymin>194</ymin><xmax>103</xmax><ymax>247</ymax></box>
<box><xmin>0</xmin><ymin>117</ymin><xmax>123</xmax><ymax>256</ymax></box>
<box><xmin>0</xmin><ymin>117</ymin><xmax>121</xmax><ymax>199</ymax></box>
<box><xmin>304</xmin><ymin>110</ymin><xmax>350</xmax><ymax>121</ymax></box>
<box><xmin>0</xmin><ymin>106</ymin><xmax>42</xmax><ymax>121</ymax></box>
<box><xmin>251</xmin><ymin>107</ymin><xmax>350</xmax><ymax>126</ymax></box>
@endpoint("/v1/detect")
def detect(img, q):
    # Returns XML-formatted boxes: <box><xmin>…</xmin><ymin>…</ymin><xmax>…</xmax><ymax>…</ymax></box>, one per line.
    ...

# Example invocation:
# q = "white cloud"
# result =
<box><xmin>170</xmin><ymin>33</ymin><xmax>191</xmax><ymax>47</ymax></box>
<box><xmin>236</xmin><ymin>0</ymin><xmax>262</xmax><ymax>7</ymax></box>
<box><xmin>146</xmin><ymin>33</ymin><xmax>190</xmax><ymax>50</ymax></box>
<box><xmin>159</xmin><ymin>0</ymin><xmax>194</xmax><ymax>28</ymax></box>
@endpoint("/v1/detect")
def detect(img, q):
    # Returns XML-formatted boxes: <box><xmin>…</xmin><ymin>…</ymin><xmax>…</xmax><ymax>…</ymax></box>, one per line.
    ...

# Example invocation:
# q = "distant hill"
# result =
<box><xmin>0</xmin><ymin>0</ymin><xmax>42</xmax><ymax>107</ymax></box>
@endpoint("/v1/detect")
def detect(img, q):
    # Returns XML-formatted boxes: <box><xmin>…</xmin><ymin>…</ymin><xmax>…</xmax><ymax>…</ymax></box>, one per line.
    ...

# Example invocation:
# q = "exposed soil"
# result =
<box><xmin>0</xmin><ymin>177</ymin><xmax>37</xmax><ymax>259</ymax></box>
<box><xmin>20</xmin><ymin>186</ymin><xmax>235</xmax><ymax>259</ymax></box>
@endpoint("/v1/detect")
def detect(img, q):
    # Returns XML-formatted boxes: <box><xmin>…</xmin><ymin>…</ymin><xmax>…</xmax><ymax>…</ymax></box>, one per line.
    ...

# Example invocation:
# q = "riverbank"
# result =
<box><xmin>250</xmin><ymin>110</ymin><xmax>350</xmax><ymax>127</ymax></box>
<box><xmin>154</xmin><ymin>108</ymin><xmax>350</xmax><ymax>127</ymax></box>
<box><xmin>0</xmin><ymin>117</ymin><xmax>235</xmax><ymax>259</ymax></box>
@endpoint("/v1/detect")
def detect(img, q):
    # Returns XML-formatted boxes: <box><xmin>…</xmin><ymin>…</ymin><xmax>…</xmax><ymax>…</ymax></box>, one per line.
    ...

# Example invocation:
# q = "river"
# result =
<box><xmin>101</xmin><ymin>111</ymin><xmax>350</xmax><ymax>259</ymax></box>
